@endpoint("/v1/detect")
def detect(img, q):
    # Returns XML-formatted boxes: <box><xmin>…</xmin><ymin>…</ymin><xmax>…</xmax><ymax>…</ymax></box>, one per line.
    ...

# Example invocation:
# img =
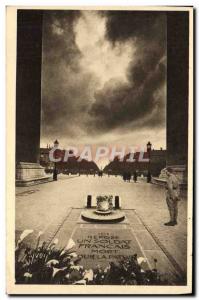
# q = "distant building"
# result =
<box><xmin>40</xmin><ymin>145</ymin><xmax>50</xmax><ymax>164</ymax></box>
<box><xmin>39</xmin><ymin>144</ymin><xmax>99</xmax><ymax>174</ymax></box>
<box><xmin>103</xmin><ymin>142</ymin><xmax>166</xmax><ymax>176</ymax></box>
<box><xmin>150</xmin><ymin>148</ymin><xmax>166</xmax><ymax>176</ymax></box>
<box><xmin>40</xmin><ymin>145</ymin><xmax>54</xmax><ymax>172</ymax></box>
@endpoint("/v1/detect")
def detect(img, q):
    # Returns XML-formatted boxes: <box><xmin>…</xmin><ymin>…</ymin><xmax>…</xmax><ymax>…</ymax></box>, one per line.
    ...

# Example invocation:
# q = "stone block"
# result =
<box><xmin>16</xmin><ymin>162</ymin><xmax>52</xmax><ymax>186</ymax></box>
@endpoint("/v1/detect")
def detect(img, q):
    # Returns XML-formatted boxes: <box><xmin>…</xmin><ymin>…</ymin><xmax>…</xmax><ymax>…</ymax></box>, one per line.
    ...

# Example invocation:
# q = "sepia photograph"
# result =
<box><xmin>6</xmin><ymin>6</ymin><xmax>193</xmax><ymax>294</ymax></box>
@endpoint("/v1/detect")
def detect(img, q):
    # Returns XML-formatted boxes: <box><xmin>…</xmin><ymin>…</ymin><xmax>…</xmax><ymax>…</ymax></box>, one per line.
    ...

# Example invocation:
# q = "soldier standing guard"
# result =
<box><xmin>164</xmin><ymin>167</ymin><xmax>180</xmax><ymax>226</ymax></box>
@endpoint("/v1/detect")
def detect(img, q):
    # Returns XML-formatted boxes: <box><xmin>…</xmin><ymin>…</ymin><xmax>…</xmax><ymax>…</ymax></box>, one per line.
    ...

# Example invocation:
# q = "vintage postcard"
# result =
<box><xmin>6</xmin><ymin>6</ymin><xmax>193</xmax><ymax>294</ymax></box>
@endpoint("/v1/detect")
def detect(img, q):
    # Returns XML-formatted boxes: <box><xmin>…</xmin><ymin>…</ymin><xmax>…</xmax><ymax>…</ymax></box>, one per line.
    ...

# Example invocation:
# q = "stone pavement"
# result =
<box><xmin>47</xmin><ymin>207</ymin><xmax>185</xmax><ymax>284</ymax></box>
<box><xmin>16</xmin><ymin>174</ymin><xmax>187</xmax><ymax>277</ymax></box>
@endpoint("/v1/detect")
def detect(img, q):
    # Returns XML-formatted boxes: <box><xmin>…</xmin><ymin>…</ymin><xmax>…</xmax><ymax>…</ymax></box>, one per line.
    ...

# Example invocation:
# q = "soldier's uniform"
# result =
<box><xmin>166</xmin><ymin>173</ymin><xmax>180</xmax><ymax>224</ymax></box>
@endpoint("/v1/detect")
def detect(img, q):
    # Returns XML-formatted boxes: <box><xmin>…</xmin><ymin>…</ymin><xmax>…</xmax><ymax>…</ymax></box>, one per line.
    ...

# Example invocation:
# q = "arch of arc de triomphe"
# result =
<box><xmin>15</xmin><ymin>10</ymin><xmax>189</xmax><ymax>188</ymax></box>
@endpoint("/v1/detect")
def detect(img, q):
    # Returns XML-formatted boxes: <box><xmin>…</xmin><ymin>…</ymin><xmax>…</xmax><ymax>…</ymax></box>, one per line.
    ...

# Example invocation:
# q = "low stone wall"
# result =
<box><xmin>16</xmin><ymin>162</ymin><xmax>53</xmax><ymax>186</ymax></box>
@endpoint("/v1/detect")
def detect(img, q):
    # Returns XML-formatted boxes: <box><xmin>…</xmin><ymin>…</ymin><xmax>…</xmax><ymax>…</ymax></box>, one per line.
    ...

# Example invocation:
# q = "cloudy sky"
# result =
<box><xmin>41</xmin><ymin>10</ymin><xmax>166</xmax><ymax>161</ymax></box>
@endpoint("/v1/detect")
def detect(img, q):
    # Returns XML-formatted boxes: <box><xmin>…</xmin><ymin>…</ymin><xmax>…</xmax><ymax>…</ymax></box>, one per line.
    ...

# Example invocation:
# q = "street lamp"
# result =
<box><xmin>147</xmin><ymin>141</ymin><xmax>152</xmax><ymax>153</ymax></box>
<box><xmin>53</xmin><ymin>139</ymin><xmax>59</xmax><ymax>181</ymax></box>
<box><xmin>147</xmin><ymin>142</ymin><xmax>152</xmax><ymax>183</ymax></box>
<box><xmin>54</xmin><ymin>139</ymin><xmax>59</xmax><ymax>148</ymax></box>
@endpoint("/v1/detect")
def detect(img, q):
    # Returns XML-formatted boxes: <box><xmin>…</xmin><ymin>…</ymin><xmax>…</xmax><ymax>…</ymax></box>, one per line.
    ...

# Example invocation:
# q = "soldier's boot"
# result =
<box><xmin>164</xmin><ymin>222</ymin><xmax>175</xmax><ymax>226</ymax></box>
<box><xmin>173</xmin><ymin>202</ymin><xmax>178</xmax><ymax>225</ymax></box>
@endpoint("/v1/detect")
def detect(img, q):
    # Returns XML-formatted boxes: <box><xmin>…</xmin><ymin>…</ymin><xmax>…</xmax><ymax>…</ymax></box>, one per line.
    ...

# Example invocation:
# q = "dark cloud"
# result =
<box><xmin>87</xmin><ymin>11</ymin><xmax>166</xmax><ymax>132</ymax></box>
<box><xmin>105</xmin><ymin>11</ymin><xmax>165</xmax><ymax>43</ymax></box>
<box><xmin>41</xmin><ymin>11</ymin><xmax>98</xmax><ymax>140</ymax></box>
<box><xmin>41</xmin><ymin>10</ymin><xmax>166</xmax><ymax>145</ymax></box>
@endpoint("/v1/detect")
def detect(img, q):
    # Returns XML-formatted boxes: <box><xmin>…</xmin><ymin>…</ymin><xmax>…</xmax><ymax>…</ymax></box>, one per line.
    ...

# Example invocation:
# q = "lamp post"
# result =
<box><xmin>147</xmin><ymin>142</ymin><xmax>152</xmax><ymax>183</ymax></box>
<box><xmin>53</xmin><ymin>139</ymin><xmax>59</xmax><ymax>181</ymax></box>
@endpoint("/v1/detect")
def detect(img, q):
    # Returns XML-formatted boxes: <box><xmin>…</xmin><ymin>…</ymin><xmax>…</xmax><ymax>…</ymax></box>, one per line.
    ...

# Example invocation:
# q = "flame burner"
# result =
<box><xmin>94</xmin><ymin>209</ymin><xmax>113</xmax><ymax>215</ymax></box>
<box><xmin>81</xmin><ymin>195</ymin><xmax>125</xmax><ymax>223</ymax></box>
<box><xmin>81</xmin><ymin>209</ymin><xmax>125</xmax><ymax>223</ymax></box>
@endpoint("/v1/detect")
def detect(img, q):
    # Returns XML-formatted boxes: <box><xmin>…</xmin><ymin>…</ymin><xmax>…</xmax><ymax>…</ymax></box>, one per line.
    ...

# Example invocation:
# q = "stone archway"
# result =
<box><xmin>15</xmin><ymin>10</ymin><xmax>189</xmax><ymax>187</ymax></box>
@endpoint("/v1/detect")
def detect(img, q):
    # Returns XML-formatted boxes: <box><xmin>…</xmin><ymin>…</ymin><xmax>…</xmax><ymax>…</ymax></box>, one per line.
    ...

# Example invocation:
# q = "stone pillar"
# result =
<box><xmin>166</xmin><ymin>12</ymin><xmax>189</xmax><ymax>187</ymax></box>
<box><xmin>16</xmin><ymin>10</ymin><xmax>51</xmax><ymax>186</ymax></box>
<box><xmin>152</xmin><ymin>12</ymin><xmax>189</xmax><ymax>189</ymax></box>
